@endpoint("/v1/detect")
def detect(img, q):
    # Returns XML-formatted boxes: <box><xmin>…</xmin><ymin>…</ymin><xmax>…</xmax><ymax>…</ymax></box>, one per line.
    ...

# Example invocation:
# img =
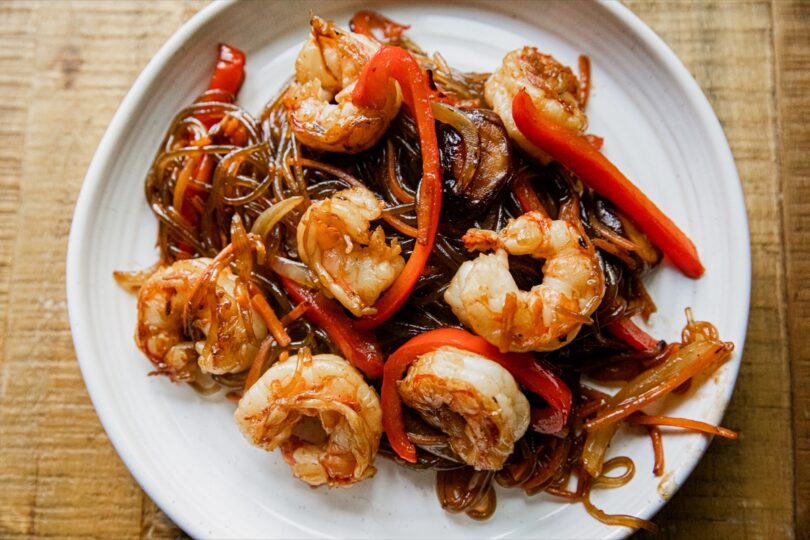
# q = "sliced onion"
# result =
<box><xmin>582</xmin><ymin>337</ymin><xmax>733</xmax><ymax>477</ymax></box>
<box><xmin>588</xmin><ymin>340</ymin><xmax>731</xmax><ymax>430</ymax></box>
<box><xmin>619</xmin><ymin>214</ymin><xmax>661</xmax><ymax>265</ymax></box>
<box><xmin>113</xmin><ymin>262</ymin><xmax>161</xmax><ymax>293</ymax></box>
<box><xmin>267</xmin><ymin>254</ymin><xmax>316</xmax><ymax>288</ymax></box>
<box><xmin>431</xmin><ymin>101</ymin><xmax>479</xmax><ymax>189</ymax></box>
<box><xmin>250</xmin><ymin>196</ymin><xmax>304</xmax><ymax>239</ymax></box>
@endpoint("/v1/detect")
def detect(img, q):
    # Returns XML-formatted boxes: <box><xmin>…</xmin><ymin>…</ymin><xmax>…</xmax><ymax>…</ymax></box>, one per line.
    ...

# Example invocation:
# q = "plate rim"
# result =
<box><xmin>66</xmin><ymin>1</ymin><xmax>752</xmax><ymax>537</ymax></box>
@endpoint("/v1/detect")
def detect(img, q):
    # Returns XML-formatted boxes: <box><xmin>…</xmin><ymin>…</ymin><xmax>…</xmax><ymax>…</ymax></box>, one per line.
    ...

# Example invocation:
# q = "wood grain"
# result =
<box><xmin>0</xmin><ymin>1</ymin><xmax>805</xmax><ymax>538</ymax></box>
<box><xmin>773</xmin><ymin>0</ymin><xmax>810</xmax><ymax>534</ymax></box>
<box><xmin>0</xmin><ymin>2</ymin><xmax>204</xmax><ymax>538</ymax></box>
<box><xmin>626</xmin><ymin>3</ymin><xmax>796</xmax><ymax>538</ymax></box>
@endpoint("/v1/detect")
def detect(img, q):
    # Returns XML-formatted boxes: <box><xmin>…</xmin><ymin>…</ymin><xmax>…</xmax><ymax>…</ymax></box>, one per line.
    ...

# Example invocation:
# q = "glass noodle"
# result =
<box><xmin>124</xmin><ymin>12</ymin><xmax>737</xmax><ymax>530</ymax></box>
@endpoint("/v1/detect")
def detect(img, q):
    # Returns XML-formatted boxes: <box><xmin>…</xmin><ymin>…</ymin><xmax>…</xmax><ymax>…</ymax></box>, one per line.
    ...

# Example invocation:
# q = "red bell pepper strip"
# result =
<box><xmin>530</xmin><ymin>406</ymin><xmax>569</xmax><ymax>434</ymax></box>
<box><xmin>208</xmin><ymin>44</ymin><xmax>246</xmax><ymax>98</ymax></box>
<box><xmin>196</xmin><ymin>43</ymin><xmax>246</xmax><ymax>129</ymax></box>
<box><xmin>351</xmin><ymin>46</ymin><xmax>442</xmax><ymax>329</ymax></box>
<box><xmin>511</xmin><ymin>89</ymin><xmax>704</xmax><ymax>278</ymax></box>
<box><xmin>606</xmin><ymin>317</ymin><xmax>661</xmax><ymax>352</ymax></box>
<box><xmin>382</xmin><ymin>328</ymin><xmax>572</xmax><ymax>463</ymax></box>
<box><xmin>279</xmin><ymin>276</ymin><xmax>385</xmax><ymax>379</ymax></box>
<box><xmin>175</xmin><ymin>44</ymin><xmax>247</xmax><ymax>257</ymax></box>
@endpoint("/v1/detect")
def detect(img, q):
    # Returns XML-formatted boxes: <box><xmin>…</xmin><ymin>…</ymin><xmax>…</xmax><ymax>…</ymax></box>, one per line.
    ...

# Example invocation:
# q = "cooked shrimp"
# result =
<box><xmin>285</xmin><ymin>16</ymin><xmax>401</xmax><ymax>153</ymax></box>
<box><xmin>297</xmin><ymin>186</ymin><xmax>405</xmax><ymax>317</ymax></box>
<box><xmin>397</xmin><ymin>346</ymin><xmax>530</xmax><ymax>470</ymax></box>
<box><xmin>136</xmin><ymin>258</ymin><xmax>267</xmax><ymax>380</ymax></box>
<box><xmin>485</xmin><ymin>47</ymin><xmax>587</xmax><ymax>163</ymax></box>
<box><xmin>444</xmin><ymin>212</ymin><xmax>604</xmax><ymax>352</ymax></box>
<box><xmin>234</xmin><ymin>350</ymin><xmax>383</xmax><ymax>487</ymax></box>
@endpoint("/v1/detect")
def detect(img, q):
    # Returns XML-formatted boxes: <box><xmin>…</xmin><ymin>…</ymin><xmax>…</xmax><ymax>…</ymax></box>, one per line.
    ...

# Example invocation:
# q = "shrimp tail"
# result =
<box><xmin>462</xmin><ymin>229</ymin><xmax>500</xmax><ymax>252</ymax></box>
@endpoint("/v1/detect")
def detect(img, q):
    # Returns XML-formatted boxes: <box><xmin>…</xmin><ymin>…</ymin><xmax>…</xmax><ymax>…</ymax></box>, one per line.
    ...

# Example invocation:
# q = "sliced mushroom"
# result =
<box><xmin>435</xmin><ymin>105</ymin><xmax>513</xmax><ymax>220</ymax></box>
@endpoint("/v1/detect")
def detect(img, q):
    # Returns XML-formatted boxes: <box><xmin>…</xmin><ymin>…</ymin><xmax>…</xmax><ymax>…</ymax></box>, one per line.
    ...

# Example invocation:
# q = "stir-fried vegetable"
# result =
<box><xmin>511</xmin><ymin>88</ymin><xmax>704</xmax><ymax>278</ymax></box>
<box><xmin>606</xmin><ymin>318</ymin><xmax>660</xmax><ymax>352</ymax></box>
<box><xmin>279</xmin><ymin>276</ymin><xmax>385</xmax><ymax>379</ymax></box>
<box><xmin>435</xmin><ymin>105</ymin><xmax>512</xmax><ymax>218</ymax></box>
<box><xmin>250</xmin><ymin>196</ymin><xmax>303</xmax><ymax>240</ymax></box>
<box><xmin>174</xmin><ymin>44</ymin><xmax>248</xmax><ymax>257</ymax></box>
<box><xmin>382</xmin><ymin>328</ymin><xmax>572</xmax><ymax>463</ymax></box>
<box><xmin>582</xmin><ymin>315</ymin><xmax>734</xmax><ymax>476</ymax></box>
<box><xmin>626</xmin><ymin>414</ymin><xmax>739</xmax><ymax>439</ymax></box>
<box><xmin>206</xmin><ymin>44</ymin><xmax>246</xmax><ymax>101</ymax></box>
<box><xmin>352</xmin><ymin>46</ymin><xmax>442</xmax><ymax>328</ymax></box>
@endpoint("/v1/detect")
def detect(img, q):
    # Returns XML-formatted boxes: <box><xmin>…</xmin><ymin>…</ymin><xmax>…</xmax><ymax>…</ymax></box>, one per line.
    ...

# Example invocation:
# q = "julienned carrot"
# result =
<box><xmin>646</xmin><ymin>424</ymin><xmax>665</xmax><ymax>476</ymax></box>
<box><xmin>349</xmin><ymin>10</ymin><xmax>410</xmax><ymax>41</ymax></box>
<box><xmin>250</xmin><ymin>293</ymin><xmax>291</xmax><ymax>347</ymax></box>
<box><xmin>243</xmin><ymin>337</ymin><xmax>273</xmax><ymax>392</ymax></box>
<box><xmin>626</xmin><ymin>414</ymin><xmax>738</xmax><ymax>439</ymax></box>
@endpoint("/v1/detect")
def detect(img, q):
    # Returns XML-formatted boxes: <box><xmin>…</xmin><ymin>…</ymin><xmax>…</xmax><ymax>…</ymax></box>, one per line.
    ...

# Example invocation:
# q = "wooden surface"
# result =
<box><xmin>0</xmin><ymin>1</ymin><xmax>806</xmax><ymax>538</ymax></box>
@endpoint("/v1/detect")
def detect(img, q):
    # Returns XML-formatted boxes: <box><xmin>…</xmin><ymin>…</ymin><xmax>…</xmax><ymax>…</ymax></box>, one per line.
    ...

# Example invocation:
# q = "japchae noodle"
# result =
<box><xmin>115</xmin><ymin>11</ymin><xmax>737</xmax><ymax>530</ymax></box>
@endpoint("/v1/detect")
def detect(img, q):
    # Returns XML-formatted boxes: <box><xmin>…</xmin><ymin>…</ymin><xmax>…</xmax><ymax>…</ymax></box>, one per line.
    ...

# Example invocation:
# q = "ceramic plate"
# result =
<box><xmin>67</xmin><ymin>1</ymin><xmax>750</xmax><ymax>537</ymax></box>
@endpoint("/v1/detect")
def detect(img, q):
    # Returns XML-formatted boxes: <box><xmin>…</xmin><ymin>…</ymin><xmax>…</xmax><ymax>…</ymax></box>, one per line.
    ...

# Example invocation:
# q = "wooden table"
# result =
<box><xmin>0</xmin><ymin>1</ymin><xmax>806</xmax><ymax>538</ymax></box>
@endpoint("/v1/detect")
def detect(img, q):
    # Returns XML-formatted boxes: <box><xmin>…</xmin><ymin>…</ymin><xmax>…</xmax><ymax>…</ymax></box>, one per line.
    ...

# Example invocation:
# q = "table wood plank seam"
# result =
<box><xmin>772</xmin><ymin>0</ymin><xmax>810</xmax><ymax>535</ymax></box>
<box><xmin>769</xmin><ymin>1</ymin><xmax>798</xmax><ymax>534</ymax></box>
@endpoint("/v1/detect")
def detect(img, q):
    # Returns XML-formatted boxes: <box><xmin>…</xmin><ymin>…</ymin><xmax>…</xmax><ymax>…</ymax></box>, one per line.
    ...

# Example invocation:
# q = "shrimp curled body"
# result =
<box><xmin>444</xmin><ymin>212</ymin><xmax>605</xmax><ymax>352</ymax></box>
<box><xmin>297</xmin><ymin>186</ymin><xmax>405</xmax><ymax>317</ymax></box>
<box><xmin>285</xmin><ymin>16</ymin><xmax>401</xmax><ymax>153</ymax></box>
<box><xmin>485</xmin><ymin>47</ymin><xmax>587</xmax><ymax>163</ymax></box>
<box><xmin>234</xmin><ymin>351</ymin><xmax>383</xmax><ymax>487</ymax></box>
<box><xmin>136</xmin><ymin>258</ymin><xmax>267</xmax><ymax>380</ymax></box>
<box><xmin>397</xmin><ymin>346</ymin><xmax>530</xmax><ymax>470</ymax></box>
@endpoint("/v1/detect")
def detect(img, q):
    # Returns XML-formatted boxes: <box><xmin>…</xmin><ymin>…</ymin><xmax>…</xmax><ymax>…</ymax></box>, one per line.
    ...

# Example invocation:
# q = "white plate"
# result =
<box><xmin>67</xmin><ymin>1</ymin><xmax>750</xmax><ymax>538</ymax></box>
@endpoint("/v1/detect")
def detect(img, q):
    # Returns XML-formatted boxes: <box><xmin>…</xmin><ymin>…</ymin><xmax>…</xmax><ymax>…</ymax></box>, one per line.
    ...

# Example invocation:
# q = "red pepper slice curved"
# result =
<box><xmin>207</xmin><ymin>44</ymin><xmax>246</xmax><ymax>102</ymax></box>
<box><xmin>195</xmin><ymin>43</ymin><xmax>246</xmax><ymax>130</ymax></box>
<box><xmin>382</xmin><ymin>328</ymin><xmax>572</xmax><ymax>463</ymax></box>
<box><xmin>279</xmin><ymin>276</ymin><xmax>384</xmax><ymax>379</ymax></box>
<box><xmin>511</xmin><ymin>89</ymin><xmax>704</xmax><ymax>278</ymax></box>
<box><xmin>176</xmin><ymin>44</ymin><xmax>247</xmax><ymax>258</ymax></box>
<box><xmin>351</xmin><ymin>46</ymin><xmax>442</xmax><ymax>329</ymax></box>
<box><xmin>530</xmin><ymin>406</ymin><xmax>570</xmax><ymax>435</ymax></box>
<box><xmin>606</xmin><ymin>317</ymin><xmax>660</xmax><ymax>352</ymax></box>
